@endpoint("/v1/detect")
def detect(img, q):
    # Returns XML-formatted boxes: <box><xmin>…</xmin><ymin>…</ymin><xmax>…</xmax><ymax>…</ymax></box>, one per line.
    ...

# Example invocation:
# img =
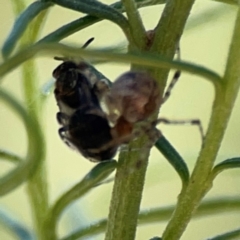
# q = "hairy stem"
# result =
<box><xmin>105</xmin><ymin>0</ymin><xmax>196</xmax><ymax>239</ymax></box>
<box><xmin>121</xmin><ymin>0</ymin><xmax>146</xmax><ymax>48</ymax></box>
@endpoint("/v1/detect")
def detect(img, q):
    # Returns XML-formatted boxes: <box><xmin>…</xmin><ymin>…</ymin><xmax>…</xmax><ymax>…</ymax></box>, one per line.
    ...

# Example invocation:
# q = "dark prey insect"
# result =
<box><xmin>53</xmin><ymin>39</ymin><xmax>118</xmax><ymax>161</ymax></box>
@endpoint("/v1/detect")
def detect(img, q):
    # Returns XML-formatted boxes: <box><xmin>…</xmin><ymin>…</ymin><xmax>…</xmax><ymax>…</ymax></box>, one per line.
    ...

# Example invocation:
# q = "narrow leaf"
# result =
<box><xmin>61</xmin><ymin>197</ymin><xmax>240</xmax><ymax>240</ymax></box>
<box><xmin>45</xmin><ymin>160</ymin><xmax>117</xmax><ymax>239</ymax></box>
<box><xmin>0</xmin><ymin>42</ymin><xmax>223</xmax><ymax>86</ymax></box>
<box><xmin>155</xmin><ymin>135</ymin><xmax>189</xmax><ymax>187</ymax></box>
<box><xmin>2</xmin><ymin>1</ymin><xmax>52</xmax><ymax>58</ymax></box>
<box><xmin>38</xmin><ymin>0</ymin><xmax>166</xmax><ymax>44</ymax></box>
<box><xmin>0</xmin><ymin>149</ymin><xmax>23</xmax><ymax>164</ymax></box>
<box><xmin>208</xmin><ymin>228</ymin><xmax>240</xmax><ymax>240</ymax></box>
<box><xmin>211</xmin><ymin>157</ymin><xmax>240</xmax><ymax>179</ymax></box>
<box><xmin>50</xmin><ymin>0</ymin><xmax>129</xmax><ymax>34</ymax></box>
<box><xmin>213</xmin><ymin>0</ymin><xmax>238</xmax><ymax>5</ymax></box>
<box><xmin>0</xmin><ymin>209</ymin><xmax>34</xmax><ymax>240</ymax></box>
<box><xmin>0</xmin><ymin>89</ymin><xmax>44</xmax><ymax>196</ymax></box>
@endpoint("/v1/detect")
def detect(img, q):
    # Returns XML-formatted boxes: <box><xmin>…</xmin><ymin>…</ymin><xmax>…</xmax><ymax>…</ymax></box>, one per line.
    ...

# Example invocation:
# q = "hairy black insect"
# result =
<box><xmin>53</xmin><ymin>61</ymin><xmax>118</xmax><ymax>161</ymax></box>
<box><xmin>53</xmin><ymin>39</ymin><xmax>119</xmax><ymax>162</ymax></box>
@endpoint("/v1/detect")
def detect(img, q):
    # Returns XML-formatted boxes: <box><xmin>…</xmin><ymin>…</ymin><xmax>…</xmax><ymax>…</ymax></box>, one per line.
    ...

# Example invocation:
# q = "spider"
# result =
<box><xmin>87</xmin><ymin>70</ymin><xmax>204</xmax><ymax>156</ymax></box>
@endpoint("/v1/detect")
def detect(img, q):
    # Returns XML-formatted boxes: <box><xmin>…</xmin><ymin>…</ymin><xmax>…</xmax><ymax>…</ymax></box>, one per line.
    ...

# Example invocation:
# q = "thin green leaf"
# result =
<box><xmin>94</xmin><ymin>177</ymin><xmax>114</xmax><ymax>188</ymax></box>
<box><xmin>208</xmin><ymin>228</ymin><xmax>240</xmax><ymax>240</ymax></box>
<box><xmin>0</xmin><ymin>149</ymin><xmax>23</xmax><ymax>164</ymax></box>
<box><xmin>38</xmin><ymin>0</ymin><xmax>166</xmax><ymax>44</ymax></box>
<box><xmin>50</xmin><ymin>0</ymin><xmax>131</xmax><ymax>40</ymax></box>
<box><xmin>61</xmin><ymin>197</ymin><xmax>240</xmax><ymax>240</ymax></box>
<box><xmin>37</xmin><ymin>0</ymin><xmax>231</xmax><ymax>46</ymax></box>
<box><xmin>155</xmin><ymin>135</ymin><xmax>189</xmax><ymax>187</ymax></box>
<box><xmin>213</xmin><ymin>0</ymin><xmax>238</xmax><ymax>5</ymax></box>
<box><xmin>211</xmin><ymin>157</ymin><xmax>240</xmax><ymax>179</ymax></box>
<box><xmin>45</xmin><ymin>160</ymin><xmax>117</xmax><ymax>239</ymax></box>
<box><xmin>2</xmin><ymin>1</ymin><xmax>52</xmax><ymax>58</ymax></box>
<box><xmin>0</xmin><ymin>209</ymin><xmax>34</xmax><ymax>240</ymax></box>
<box><xmin>38</xmin><ymin>15</ymin><xmax>98</xmax><ymax>44</ymax></box>
<box><xmin>0</xmin><ymin>89</ymin><xmax>44</xmax><ymax>196</ymax></box>
<box><xmin>0</xmin><ymin>43</ymin><xmax>222</xmax><ymax>86</ymax></box>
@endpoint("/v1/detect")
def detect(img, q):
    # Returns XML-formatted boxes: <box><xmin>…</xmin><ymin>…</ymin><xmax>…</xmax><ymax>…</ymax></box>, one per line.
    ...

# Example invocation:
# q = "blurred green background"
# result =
<box><xmin>0</xmin><ymin>1</ymin><xmax>240</xmax><ymax>239</ymax></box>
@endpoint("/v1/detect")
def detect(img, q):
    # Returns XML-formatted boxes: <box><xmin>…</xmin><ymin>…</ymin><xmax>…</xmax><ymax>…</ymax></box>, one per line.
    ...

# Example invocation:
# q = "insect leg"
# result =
<box><xmin>58</xmin><ymin>126</ymin><xmax>76</xmax><ymax>149</ymax></box>
<box><xmin>56</xmin><ymin>112</ymin><xmax>70</xmax><ymax>125</ymax></box>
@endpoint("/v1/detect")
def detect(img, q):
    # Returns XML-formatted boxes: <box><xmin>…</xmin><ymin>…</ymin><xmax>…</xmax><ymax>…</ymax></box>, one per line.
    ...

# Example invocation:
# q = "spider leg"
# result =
<box><xmin>154</xmin><ymin>117</ymin><xmax>204</xmax><ymax>143</ymax></box>
<box><xmin>162</xmin><ymin>70</ymin><xmax>181</xmax><ymax>104</ymax></box>
<box><xmin>162</xmin><ymin>46</ymin><xmax>181</xmax><ymax>104</ymax></box>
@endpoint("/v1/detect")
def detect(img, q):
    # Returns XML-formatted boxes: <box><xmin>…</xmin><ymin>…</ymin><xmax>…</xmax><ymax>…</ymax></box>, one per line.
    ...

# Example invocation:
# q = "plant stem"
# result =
<box><xmin>105</xmin><ymin>0</ymin><xmax>196</xmax><ymax>239</ymax></box>
<box><xmin>0</xmin><ymin>89</ymin><xmax>44</xmax><ymax>196</ymax></box>
<box><xmin>23</xmin><ymin>60</ymin><xmax>48</xmax><ymax>240</ymax></box>
<box><xmin>162</xmin><ymin>8</ymin><xmax>240</xmax><ymax>240</ymax></box>
<box><xmin>105</xmin><ymin>135</ymin><xmax>153</xmax><ymax>240</ymax></box>
<box><xmin>16</xmin><ymin>5</ymin><xmax>50</xmax><ymax>240</ymax></box>
<box><xmin>150</xmin><ymin>0</ymin><xmax>196</xmax><ymax>88</ymax></box>
<box><xmin>6</xmin><ymin>6</ymin><xmax>48</xmax><ymax>236</ymax></box>
<box><xmin>121</xmin><ymin>0</ymin><xmax>146</xmax><ymax>48</ymax></box>
<box><xmin>26</xmin><ymin>157</ymin><xmax>48</xmax><ymax>240</ymax></box>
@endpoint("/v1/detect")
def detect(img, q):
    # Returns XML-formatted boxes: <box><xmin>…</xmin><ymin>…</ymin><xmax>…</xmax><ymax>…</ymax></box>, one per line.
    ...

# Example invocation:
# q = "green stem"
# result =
<box><xmin>105</xmin><ymin>135</ymin><xmax>152</xmax><ymax>240</ymax></box>
<box><xmin>121</xmin><ymin>0</ymin><xmax>146</xmax><ymax>47</ymax></box>
<box><xmin>162</xmin><ymin>8</ymin><xmax>240</xmax><ymax>240</ymax></box>
<box><xmin>150</xmin><ymin>0</ymin><xmax>196</xmax><ymax>89</ymax></box>
<box><xmin>23</xmin><ymin>58</ymin><xmax>48</xmax><ymax>240</ymax></box>
<box><xmin>105</xmin><ymin>0</ymin><xmax>196</xmax><ymax>239</ymax></box>
<box><xmin>0</xmin><ymin>89</ymin><xmax>44</xmax><ymax>196</ymax></box>
<box><xmin>15</xmin><ymin>4</ymin><xmax>50</xmax><ymax>240</ymax></box>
